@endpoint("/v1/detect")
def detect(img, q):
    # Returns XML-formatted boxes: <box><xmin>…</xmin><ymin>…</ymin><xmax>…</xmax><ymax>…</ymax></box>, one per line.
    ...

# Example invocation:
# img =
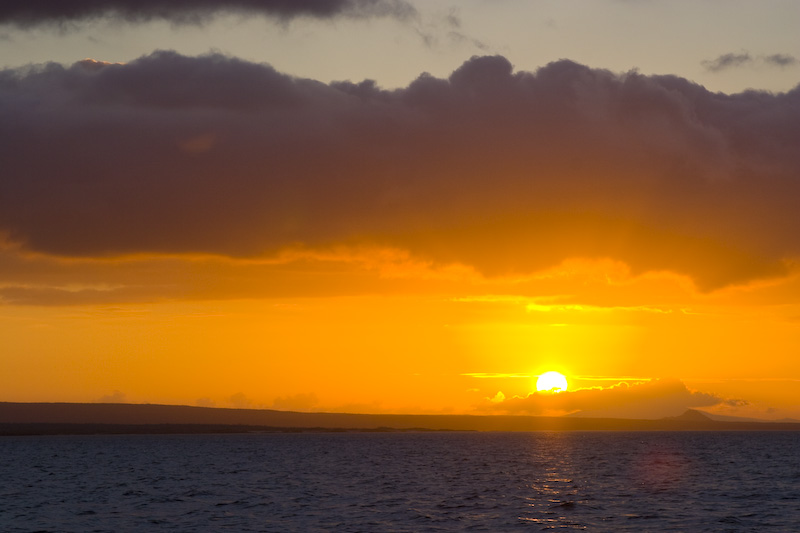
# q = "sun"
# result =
<box><xmin>536</xmin><ymin>371</ymin><xmax>568</xmax><ymax>393</ymax></box>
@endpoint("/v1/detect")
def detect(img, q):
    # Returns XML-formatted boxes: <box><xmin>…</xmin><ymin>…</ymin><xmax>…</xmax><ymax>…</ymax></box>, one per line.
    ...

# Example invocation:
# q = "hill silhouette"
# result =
<box><xmin>1</xmin><ymin>403</ymin><xmax>799</xmax><ymax>435</ymax></box>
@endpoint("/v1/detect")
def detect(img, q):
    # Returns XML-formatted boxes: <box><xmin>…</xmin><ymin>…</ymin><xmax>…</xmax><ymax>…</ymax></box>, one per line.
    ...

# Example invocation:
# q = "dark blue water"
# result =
<box><xmin>1</xmin><ymin>432</ymin><xmax>798</xmax><ymax>531</ymax></box>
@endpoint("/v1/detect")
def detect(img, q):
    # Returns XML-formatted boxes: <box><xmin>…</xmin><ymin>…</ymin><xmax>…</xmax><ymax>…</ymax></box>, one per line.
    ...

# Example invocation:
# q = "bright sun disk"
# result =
<box><xmin>536</xmin><ymin>371</ymin><xmax>568</xmax><ymax>393</ymax></box>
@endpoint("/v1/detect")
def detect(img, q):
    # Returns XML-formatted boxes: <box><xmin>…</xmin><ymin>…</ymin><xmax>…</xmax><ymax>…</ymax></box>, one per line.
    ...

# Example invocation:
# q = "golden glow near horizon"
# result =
<box><xmin>536</xmin><ymin>372</ymin><xmax>568</xmax><ymax>393</ymax></box>
<box><xmin>1</xmin><ymin>249</ymin><xmax>799</xmax><ymax>419</ymax></box>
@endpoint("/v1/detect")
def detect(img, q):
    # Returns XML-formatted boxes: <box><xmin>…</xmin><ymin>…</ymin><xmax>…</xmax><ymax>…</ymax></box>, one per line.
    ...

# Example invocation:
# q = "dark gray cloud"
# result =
<box><xmin>764</xmin><ymin>53</ymin><xmax>799</xmax><ymax>68</ymax></box>
<box><xmin>702</xmin><ymin>52</ymin><xmax>752</xmax><ymax>72</ymax></box>
<box><xmin>1</xmin><ymin>52</ymin><xmax>800</xmax><ymax>291</ymax></box>
<box><xmin>0</xmin><ymin>0</ymin><xmax>416</xmax><ymax>27</ymax></box>
<box><xmin>703</xmin><ymin>51</ymin><xmax>799</xmax><ymax>72</ymax></box>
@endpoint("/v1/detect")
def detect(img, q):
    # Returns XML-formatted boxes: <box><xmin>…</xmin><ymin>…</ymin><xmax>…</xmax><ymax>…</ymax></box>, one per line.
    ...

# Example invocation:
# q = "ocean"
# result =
<box><xmin>1</xmin><ymin>431</ymin><xmax>798</xmax><ymax>531</ymax></box>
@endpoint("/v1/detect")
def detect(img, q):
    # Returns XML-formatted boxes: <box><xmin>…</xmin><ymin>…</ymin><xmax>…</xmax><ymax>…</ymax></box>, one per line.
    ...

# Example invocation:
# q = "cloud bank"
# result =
<box><xmin>0</xmin><ymin>0</ymin><xmax>416</xmax><ymax>27</ymax></box>
<box><xmin>487</xmin><ymin>379</ymin><xmax>725</xmax><ymax>419</ymax></box>
<box><xmin>2</xmin><ymin>52</ymin><xmax>800</xmax><ymax>290</ymax></box>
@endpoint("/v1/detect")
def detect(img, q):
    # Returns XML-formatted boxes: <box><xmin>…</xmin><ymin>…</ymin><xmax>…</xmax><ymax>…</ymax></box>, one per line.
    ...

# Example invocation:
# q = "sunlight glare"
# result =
<box><xmin>536</xmin><ymin>371</ymin><xmax>568</xmax><ymax>393</ymax></box>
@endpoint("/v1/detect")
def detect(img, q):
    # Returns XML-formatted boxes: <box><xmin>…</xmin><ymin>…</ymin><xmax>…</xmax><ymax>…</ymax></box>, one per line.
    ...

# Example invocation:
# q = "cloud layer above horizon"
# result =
<box><xmin>487</xmin><ymin>379</ymin><xmax>734</xmax><ymax>419</ymax></box>
<box><xmin>2</xmin><ymin>52</ymin><xmax>800</xmax><ymax>291</ymax></box>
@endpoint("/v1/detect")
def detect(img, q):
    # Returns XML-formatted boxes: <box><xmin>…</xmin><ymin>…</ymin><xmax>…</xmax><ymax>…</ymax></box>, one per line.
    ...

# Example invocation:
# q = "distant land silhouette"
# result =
<box><xmin>1</xmin><ymin>403</ymin><xmax>799</xmax><ymax>435</ymax></box>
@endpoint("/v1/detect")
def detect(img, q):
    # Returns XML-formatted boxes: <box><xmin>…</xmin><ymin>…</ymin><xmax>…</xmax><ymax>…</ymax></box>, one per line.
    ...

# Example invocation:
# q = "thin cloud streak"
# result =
<box><xmin>0</xmin><ymin>0</ymin><xmax>417</xmax><ymax>27</ymax></box>
<box><xmin>462</xmin><ymin>373</ymin><xmax>532</xmax><ymax>379</ymax></box>
<box><xmin>702</xmin><ymin>51</ymin><xmax>799</xmax><ymax>72</ymax></box>
<box><xmin>702</xmin><ymin>52</ymin><xmax>753</xmax><ymax>72</ymax></box>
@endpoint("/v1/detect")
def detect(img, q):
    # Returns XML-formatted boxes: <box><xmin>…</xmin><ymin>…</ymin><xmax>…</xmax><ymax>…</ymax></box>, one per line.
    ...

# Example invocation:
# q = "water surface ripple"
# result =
<box><xmin>1</xmin><ymin>431</ymin><xmax>798</xmax><ymax>531</ymax></box>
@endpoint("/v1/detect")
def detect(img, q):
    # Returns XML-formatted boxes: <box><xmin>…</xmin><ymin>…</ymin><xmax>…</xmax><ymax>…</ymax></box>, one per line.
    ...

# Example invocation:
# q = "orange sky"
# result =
<box><xmin>2</xmin><ymin>245</ymin><xmax>799</xmax><ymax>419</ymax></box>
<box><xmin>1</xmin><ymin>1</ymin><xmax>799</xmax><ymax>420</ymax></box>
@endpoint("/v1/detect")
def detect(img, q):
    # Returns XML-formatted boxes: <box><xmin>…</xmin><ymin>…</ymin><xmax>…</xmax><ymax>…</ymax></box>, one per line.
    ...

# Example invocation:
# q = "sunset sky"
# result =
<box><xmin>1</xmin><ymin>0</ymin><xmax>799</xmax><ymax>420</ymax></box>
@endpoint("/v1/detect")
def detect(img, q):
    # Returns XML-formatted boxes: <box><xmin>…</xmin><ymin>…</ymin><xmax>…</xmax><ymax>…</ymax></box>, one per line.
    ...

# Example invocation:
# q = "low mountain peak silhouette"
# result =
<box><xmin>663</xmin><ymin>409</ymin><xmax>713</xmax><ymax>422</ymax></box>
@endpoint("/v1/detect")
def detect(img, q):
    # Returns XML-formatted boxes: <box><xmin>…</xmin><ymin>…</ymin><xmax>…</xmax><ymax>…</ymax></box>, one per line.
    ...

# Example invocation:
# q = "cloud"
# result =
<box><xmin>763</xmin><ymin>53</ymin><xmax>799</xmax><ymax>68</ymax></box>
<box><xmin>412</xmin><ymin>7</ymin><xmax>489</xmax><ymax>52</ymax></box>
<box><xmin>485</xmin><ymin>379</ymin><xmax>723</xmax><ymax>419</ymax></box>
<box><xmin>1</xmin><ymin>52</ymin><xmax>800</xmax><ymax>293</ymax></box>
<box><xmin>0</xmin><ymin>242</ymin><xmax>487</xmax><ymax>305</ymax></box>
<box><xmin>702</xmin><ymin>52</ymin><xmax>752</xmax><ymax>72</ymax></box>
<box><xmin>488</xmin><ymin>391</ymin><xmax>505</xmax><ymax>403</ymax></box>
<box><xmin>195</xmin><ymin>397</ymin><xmax>216</xmax><ymax>408</ymax></box>
<box><xmin>96</xmin><ymin>390</ymin><xmax>127</xmax><ymax>403</ymax></box>
<box><xmin>703</xmin><ymin>51</ymin><xmax>799</xmax><ymax>72</ymax></box>
<box><xmin>228</xmin><ymin>392</ymin><xmax>254</xmax><ymax>409</ymax></box>
<box><xmin>0</xmin><ymin>0</ymin><xmax>417</xmax><ymax>28</ymax></box>
<box><xmin>271</xmin><ymin>392</ymin><xmax>319</xmax><ymax>411</ymax></box>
